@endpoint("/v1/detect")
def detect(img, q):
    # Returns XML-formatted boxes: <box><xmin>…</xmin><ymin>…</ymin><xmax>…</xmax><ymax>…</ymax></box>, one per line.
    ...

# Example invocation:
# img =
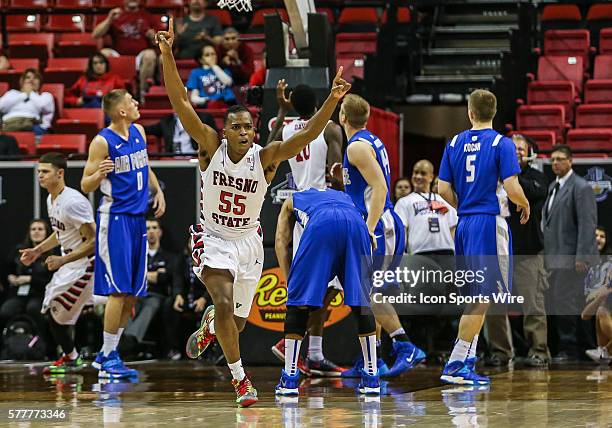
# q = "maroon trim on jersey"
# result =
<box><xmin>67</xmin><ymin>287</ymin><xmax>82</xmax><ymax>297</ymax></box>
<box><xmin>74</xmin><ymin>281</ymin><xmax>87</xmax><ymax>289</ymax></box>
<box><xmin>61</xmin><ymin>293</ymin><xmax>77</xmax><ymax>304</ymax></box>
<box><xmin>54</xmin><ymin>297</ymin><xmax>72</xmax><ymax>311</ymax></box>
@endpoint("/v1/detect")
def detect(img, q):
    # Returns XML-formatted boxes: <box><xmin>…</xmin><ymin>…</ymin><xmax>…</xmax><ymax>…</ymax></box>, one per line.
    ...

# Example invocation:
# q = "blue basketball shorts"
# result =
<box><xmin>287</xmin><ymin>210</ymin><xmax>373</xmax><ymax>308</ymax></box>
<box><xmin>454</xmin><ymin>214</ymin><xmax>513</xmax><ymax>297</ymax></box>
<box><xmin>94</xmin><ymin>213</ymin><xmax>147</xmax><ymax>297</ymax></box>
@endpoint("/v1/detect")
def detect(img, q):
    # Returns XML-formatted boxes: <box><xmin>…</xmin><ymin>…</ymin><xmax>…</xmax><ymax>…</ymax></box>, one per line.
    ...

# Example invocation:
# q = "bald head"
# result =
<box><xmin>412</xmin><ymin>159</ymin><xmax>435</xmax><ymax>193</ymax></box>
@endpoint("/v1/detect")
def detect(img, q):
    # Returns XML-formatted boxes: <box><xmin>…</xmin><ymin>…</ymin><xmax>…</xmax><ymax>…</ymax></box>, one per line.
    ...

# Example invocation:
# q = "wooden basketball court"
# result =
<box><xmin>0</xmin><ymin>361</ymin><xmax>610</xmax><ymax>426</ymax></box>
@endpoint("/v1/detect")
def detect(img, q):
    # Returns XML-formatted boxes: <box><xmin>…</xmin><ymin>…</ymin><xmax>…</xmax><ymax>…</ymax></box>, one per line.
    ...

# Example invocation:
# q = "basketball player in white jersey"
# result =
<box><xmin>20</xmin><ymin>153</ymin><xmax>96</xmax><ymax>375</ymax></box>
<box><xmin>267</xmin><ymin>81</ymin><xmax>346</xmax><ymax>376</ymax></box>
<box><xmin>156</xmin><ymin>21</ymin><xmax>351</xmax><ymax>407</ymax></box>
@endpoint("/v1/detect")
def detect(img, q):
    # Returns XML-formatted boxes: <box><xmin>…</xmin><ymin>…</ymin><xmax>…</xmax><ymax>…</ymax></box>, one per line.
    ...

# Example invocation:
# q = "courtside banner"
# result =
<box><xmin>247</xmin><ymin>267</ymin><xmax>352</xmax><ymax>332</ymax></box>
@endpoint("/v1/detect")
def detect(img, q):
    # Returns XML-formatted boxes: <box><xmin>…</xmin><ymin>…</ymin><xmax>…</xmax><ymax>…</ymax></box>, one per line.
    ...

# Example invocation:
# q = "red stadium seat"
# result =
<box><xmin>0</xmin><ymin>58</ymin><xmax>41</xmax><ymax>88</ymax></box>
<box><xmin>144</xmin><ymin>86</ymin><xmax>172</xmax><ymax>109</ymax></box>
<box><xmin>337</xmin><ymin>55</ymin><xmax>365</xmax><ymax>82</ymax></box>
<box><xmin>6</xmin><ymin>14</ymin><xmax>42</xmax><ymax>32</ymax></box>
<box><xmin>172</xmin><ymin>59</ymin><xmax>198</xmax><ymax>82</ymax></box>
<box><xmin>7</xmin><ymin>0</ymin><xmax>49</xmax><ymax>9</ymax></box>
<box><xmin>599</xmin><ymin>28</ymin><xmax>612</xmax><ymax>55</ymax></box>
<box><xmin>544</xmin><ymin>30</ymin><xmax>591</xmax><ymax>64</ymax></box>
<box><xmin>37</xmin><ymin>134</ymin><xmax>87</xmax><ymax>154</ymax></box>
<box><xmin>587</xmin><ymin>3</ymin><xmax>612</xmax><ymax>21</ymax></box>
<box><xmin>381</xmin><ymin>7</ymin><xmax>411</xmax><ymax>25</ymax></box>
<box><xmin>516</xmin><ymin>104</ymin><xmax>566</xmax><ymax>142</ymax></box>
<box><xmin>44</xmin><ymin>58</ymin><xmax>88</xmax><ymax>87</ymax></box>
<box><xmin>337</xmin><ymin>7</ymin><xmax>378</xmax><ymax>32</ymax></box>
<box><xmin>541</xmin><ymin>4</ymin><xmax>582</xmax><ymax>27</ymax></box>
<box><xmin>55</xmin><ymin>0</ymin><xmax>94</xmax><ymax>9</ymax></box>
<box><xmin>0</xmin><ymin>82</ymin><xmax>9</xmax><ymax>96</ymax></box>
<box><xmin>527</xmin><ymin>81</ymin><xmax>576</xmax><ymax>121</ymax></box>
<box><xmin>137</xmin><ymin>109</ymin><xmax>174</xmax><ymax>127</ymax></box>
<box><xmin>576</xmin><ymin>104</ymin><xmax>612</xmax><ymax>128</ymax></box>
<box><xmin>250</xmin><ymin>9</ymin><xmax>289</xmax><ymax>28</ymax></box>
<box><xmin>509</xmin><ymin>130</ymin><xmax>556</xmax><ymax>151</ymax></box>
<box><xmin>585</xmin><ymin>55</ymin><xmax>612</xmax><ymax>103</ymax></box>
<box><xmin>206</xmin><ymin>9</ymin><xmax>233</xmax><ymax>27</ymax></box>
<box><xmin>55</xmin><ymin>33</ymin><xmax>102</xmax><ymax>58</ymax></box>
<box><xmin>567</xmin><ymin>128</ymin><xmax>612</xmax><ymax>151</ymax></box>
<box><xmin>146</xmin><ymin>135</ymin><xmax>162</xmax><ymax>153</ymax></box>
<box><xmin>151</xmin><ymin>14</ymin><xmax>170</xmax><ymax>29</ymax></box>
<box><xmin>99</xmin><ymin>0</ymin><xmax>123</xmax><ymax>8</ymax></box>
<box><xmin>242</xmin><ymin>35</ymin><xmax>266</xmax><ymax>62</ymax></box>
<box><xmin>41</xmin><ymin>83</ymin><xmax>65</xmax><ymax>118</ymax></box>
<box><xmin>108</xmin><ymin>56</ymin><xmax>137</xmax><ymax>82</ymax></box>
<box><xmin>55</xmin><ymin>108</ymin><xmax>104</xmax><ymax>142</ymax></box>
<box><xmin>44</xmin><ymin>15</ymin><xmax>87</xmax><ymax>33</ymax></box>
<box><xmin>8</xmin><ymin>33</ymin><xmax>54</xmax><ymax>61</ymax></box>
<box><xmin>592</xmin><ymin>54</ymin><xmax>612</xmax><ymax>79</ymax></box>
<box><xmin>537</xmin><ymin>55</ymin><xmax>585</xmax><ymax>94</ymax></box>
<box><xmin>4</xmin><ymin>132</ymin><xmax>36</xmax><ymax>155</ymax></box>
<box><xmin>335</xmin><ymin>33</ymin><xmax>378</xmax><ymax>55</ymax></box>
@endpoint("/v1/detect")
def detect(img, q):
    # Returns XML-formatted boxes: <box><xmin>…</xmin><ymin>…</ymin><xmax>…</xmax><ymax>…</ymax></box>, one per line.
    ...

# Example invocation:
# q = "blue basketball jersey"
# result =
<box><xmin>293</xmin><ymin>188</ymin><xmax>358</xmax><ymax>228</ymax></box>
<box><xmin>342</xmin><ymin>129</ymin><xmax>394</xmax><ymax>218</ymax></box>
<box><xmin>438</xmin><ymin>129</ymin><xmax>520</xmax><ymax>216</ymax></box>
<box><xmin>98</xmin><ymin>124</ymin><xmax>149</xmax><ymax>215</ymax></box>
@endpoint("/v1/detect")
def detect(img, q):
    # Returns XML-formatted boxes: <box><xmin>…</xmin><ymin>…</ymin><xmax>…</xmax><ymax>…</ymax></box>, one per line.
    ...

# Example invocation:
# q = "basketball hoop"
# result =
<box><xmin>217</xmin><ymin>0</ymin><xmax>252</xmax><ymax>12</ymax></box>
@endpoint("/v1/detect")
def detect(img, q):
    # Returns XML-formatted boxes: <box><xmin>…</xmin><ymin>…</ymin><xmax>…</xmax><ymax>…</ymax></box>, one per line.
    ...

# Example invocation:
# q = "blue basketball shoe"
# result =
<box><xmin>92</xmin><ymin>351</ymin><xmax>105</xmax><ymax>370</ymax></box>
<box><xmin>358</xmin><ymin>369</ymin><xmax>381</xmax><ymax>395</ymax></box>
<box><xmin>384</xmin><ymin>341</ymin><xmax>426</xmax><ymax>378</ymax></box>
<box><xmin>341</xmin><ymin>356</ymin><xmax>389</xmax><ymax>378</ymax></box>
<box><xmin>98</xmin><ymin>351</ymin><xmax>138</xmax><ymax>379</ymax></box>
<box><xmin>275</xmin><ymin>369</ymin><xmax>300</xmax><ymax>396</ymax></box>
<box><xmin>440</xmin><ymin>360</ymin><xmax>490</xmax><ymax>386</ymax></box>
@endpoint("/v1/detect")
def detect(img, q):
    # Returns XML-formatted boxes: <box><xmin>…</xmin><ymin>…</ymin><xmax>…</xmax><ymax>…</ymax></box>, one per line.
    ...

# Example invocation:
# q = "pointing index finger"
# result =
<box><xmin>335</xmin><ymin>66</ymin><xmax>343</xmax><ymax>80</ymax></box>
<box><xmin>168</xmin><ymin>16</ymin><xmax>174</xmax><ymax>34</ymax></box>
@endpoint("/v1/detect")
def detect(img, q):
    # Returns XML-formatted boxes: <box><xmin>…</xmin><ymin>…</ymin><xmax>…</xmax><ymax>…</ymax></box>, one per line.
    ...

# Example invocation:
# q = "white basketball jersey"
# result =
<box><xmin>200</xmin><ymin>141</ymin><xmax>269</xmax><ymax>240</ymax></box>
<box><xmin>283</xmin><ymin>119</ymin><xmax>329</xmax><ymax>190</ymax></box>
<box><xmin>47</xmin><ymin>187</ymin><xmax>95</xmax><ymax>256</ymax></box>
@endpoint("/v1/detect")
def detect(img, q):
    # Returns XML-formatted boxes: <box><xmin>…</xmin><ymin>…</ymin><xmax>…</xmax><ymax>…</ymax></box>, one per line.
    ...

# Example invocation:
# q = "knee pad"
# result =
<box><xmin>284</xmin><ymin>306</ymin><xmax>309</xmax><ymax>337</ymax></box>
<box><xmin>351</xmin><ymin>306</ymin><xmax>376</xmax><ymax>335</ymax></box>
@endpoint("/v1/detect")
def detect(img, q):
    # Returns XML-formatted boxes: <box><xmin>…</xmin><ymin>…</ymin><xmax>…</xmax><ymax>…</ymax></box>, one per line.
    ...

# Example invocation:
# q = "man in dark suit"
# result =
<box><xmin>542</xmin><ymin>144</ymin><xmax>598</xmax><ymax>361</ymax></box>
<box><xmin>144</xmin><ymin>112</ymin><xmax>217</xmax><ymax>154</ymax></box>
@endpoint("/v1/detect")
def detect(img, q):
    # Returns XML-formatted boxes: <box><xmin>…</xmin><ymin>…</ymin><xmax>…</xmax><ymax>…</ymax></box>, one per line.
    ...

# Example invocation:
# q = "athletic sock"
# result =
<box><xmin>359</xmin><ymin>335</ymin><xmax>378</xmax><ymax>376</ymax></box>
<box><xmin>209</xmin><ymin>319</ymin><xmax>215</xmax><ymax>335</ymax></box>
<box><xmin>285</xmin><ymin>339</ymin><xmax>303</xmax><ymax>376</ymax></box>
<box><xmin>468</xmin><ymin>334</ymin><xmax>479</xmax><ymax>360</ymax></box>
<box><xmin>449</xmin><ymin>339</ymin><xmax>471</xmax><ymax>363</ymax></box>
<box><xmin>102</xmin><ymin>332</ymin><xmax>120</xmax><ymax>357</ymax></box>
<box><xmin>67</xmin><ymin>348</ymin><xmax>79</xmax><ymax>360</ymax></box>
<box><xmin>228</xmin><ymin>359</ymin><xmax>246</xmax><ymax>382</ymax></box>
<box><xmin>308</xmin><ymin>336</ymin><xmax>324</xmax><ymax>361</ymax></box>
<box><xmin>389</xmin><ymin>327</ymin><xmax>409</xmax><ymax>343</ymax></box>
<box><xmin>117</xmin><ymin>328</ymin><xmax>124</xmax><ymax>342</ymax></box>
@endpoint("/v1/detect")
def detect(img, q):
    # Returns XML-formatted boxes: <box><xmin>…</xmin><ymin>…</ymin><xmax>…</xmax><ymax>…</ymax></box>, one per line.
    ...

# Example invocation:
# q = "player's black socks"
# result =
<box><xmin>392</xmin><ymin>334</ymin><xmax>410</xmax><ymax>342</ymax></box>
<box><xmin>47</xmin><ymin>314</ymin><xmax>75</xmax><ymax>357</ymax></box>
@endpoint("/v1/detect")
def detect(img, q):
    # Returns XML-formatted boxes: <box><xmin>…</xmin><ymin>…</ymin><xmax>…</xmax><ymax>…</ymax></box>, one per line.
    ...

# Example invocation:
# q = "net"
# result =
<box><xmin>217</xmin><ymin>0</ymin><xmax>252</xmax><ymax>12</ymax></box>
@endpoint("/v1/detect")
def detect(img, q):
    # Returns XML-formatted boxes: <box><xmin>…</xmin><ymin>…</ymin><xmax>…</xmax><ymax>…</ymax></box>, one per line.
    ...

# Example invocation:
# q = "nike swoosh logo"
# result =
<box><xmin>406</xmin><ymin>348</ymin><xmax>416</xmax><ymax>363</ymax></box>
<box><xmin>115</xmin><ymin>144</ymin><xmax>123</xmax><ymax>149</ymax></box>
<box><xmin>374</xmin><ymin>235</ymin><xmax>383</xmax><ymax>239</ymax></box>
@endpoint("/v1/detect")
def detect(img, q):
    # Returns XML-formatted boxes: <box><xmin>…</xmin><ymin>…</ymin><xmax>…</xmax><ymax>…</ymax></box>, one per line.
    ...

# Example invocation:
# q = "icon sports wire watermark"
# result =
<box><xmin>363</xmin><ymin>254</ymin><xmax>598</xmax><ymax>316</ymax></box>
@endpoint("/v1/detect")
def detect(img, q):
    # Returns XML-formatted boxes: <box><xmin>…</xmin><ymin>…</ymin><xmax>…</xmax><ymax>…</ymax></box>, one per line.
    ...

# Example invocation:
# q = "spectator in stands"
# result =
<box><xmin>249</xmin><ymin>51</ymin><xmax>266</xmax><ymax>87</ymax></box>
<box><xmin>163</xmin><ymin>237</ymin><xmax>211</xmax><ymax>359</ymax></box>
<box><xmin>0</xmin><ymin>69</ymin><xmax>54</xmax><ymax>135</ymax></box>
<box><xmin>581</xmin><ymin>226</ymin><xmax>612</xmax><ymax>364</ymax></box>
<box><xmin>543</xmin><ymin>144</ymin><xmax>598</xmax><ymax>362</ymax></box>
<box><xmin>392</xmin><ymin>177</ymin><xmax>412</xmax><ymax>203</ymax></box>
<box><xmin>484</xmin><ymin>135</ymin><xmax>551</xmax><ymax>367</ymax></box>
<box><xmin>217</xmin><ymin>27</ymin><xmax>254</xmax><ymax>85</ymax></box>
<box><xmin>0</xmin><ymin>49</ymin><xmax>9</xmax><ymax>71</ymax></box>
<box><xmin>175</xmin><ymin>0</ymin><xmax>223</xmax><ymax>60</ymax></box>
<box><xmin>187</xmin><ymin>43</ymin><xmax>236</xmax><ymax>108</ymax></box>
<box><xmin>144</xmin><ymin>111</ymin><xmax>217</xmax><ymax>154</ymax></box>
<box><xmin>65</xmin><ymin>53</ymin><xmax>125</xmax><ymax>108</ymax></box>
<box><xmin>0</xmin><ymin>220</ymin><xmax>53</xmax><ymax>333</ymax></box>
<box><xmin>121</xmin><ymin>218</ymin><xmax>178</xmax><ymax>355</ymax></box>
<box><xmin>395</xmin><ymin>160</ymin><xmax>457</xmax><ymax>256</ymax></box>
<box><xmin>92</xmin><ymin>0</ymin><xmax>160</xmax><ymax>99</ymax></box>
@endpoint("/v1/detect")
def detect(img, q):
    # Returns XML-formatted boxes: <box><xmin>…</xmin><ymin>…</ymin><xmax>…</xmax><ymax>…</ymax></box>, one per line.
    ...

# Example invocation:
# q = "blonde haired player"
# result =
<box><xmin>20</xmin><ymin>153</ymin><xmax>96</xmax><ymax>375</ymax></box>
<box><xmin>156</xmin><ymin>19</ymin><xmax>351</xmax><ymax>407</ymax></box>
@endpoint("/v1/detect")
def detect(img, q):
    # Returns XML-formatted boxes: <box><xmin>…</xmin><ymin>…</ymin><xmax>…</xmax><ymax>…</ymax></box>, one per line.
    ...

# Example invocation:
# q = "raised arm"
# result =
<box><xmin>259</xmin><ymin>67</ymin><xmax>351</xmax><ymax>169</ymax></box>
<box><xmin>274</xmin><ymin>196</ymin><xmax>296</xmax><ymax>280</ymax></box>
<box><xmin>81</xmin><ymin>135</ymin><xmax>113</xmax><ymax>193</ymax></box>
<box><xmin>156</xmin><ymin>18</ymin><xmax>219</xmax><ymax>156</ymax></box>
<box><xmin>266</xmin><ymin>79</ymin><xmax>292</xmax><ymax>144</ymax></box>
<box><xmin>324</xmin><ymin>121</ymin><xmax>343</xmax><ymax>188</ymax></box>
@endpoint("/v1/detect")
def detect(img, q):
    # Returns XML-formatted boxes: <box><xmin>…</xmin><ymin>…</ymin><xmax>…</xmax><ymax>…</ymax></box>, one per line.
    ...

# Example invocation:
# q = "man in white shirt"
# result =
<box><xmin>395</xmin><ymin>159</ymin><xmax>457</xmax><ymax>256</ymax></box>
<box><xmin>0</xmin><ymin>69</ymin><xmax>54</xmax><ymax>135</ymax></box>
